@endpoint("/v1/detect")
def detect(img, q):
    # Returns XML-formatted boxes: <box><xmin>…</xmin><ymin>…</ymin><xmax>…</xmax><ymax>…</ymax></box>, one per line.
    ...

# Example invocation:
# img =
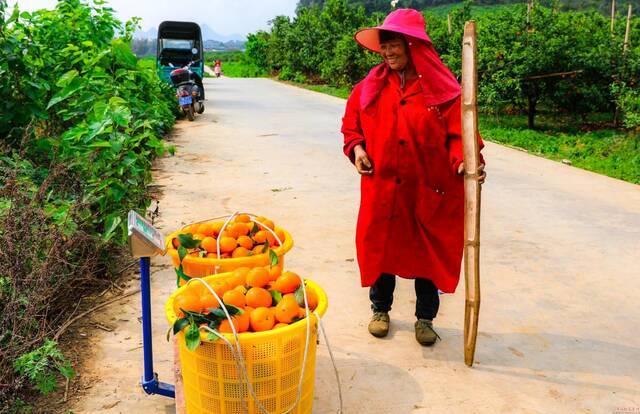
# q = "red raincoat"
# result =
<box><xmin>341</xmin><ymin>10</ymin><xmax>484</xmax><ymax>292</ymax></box>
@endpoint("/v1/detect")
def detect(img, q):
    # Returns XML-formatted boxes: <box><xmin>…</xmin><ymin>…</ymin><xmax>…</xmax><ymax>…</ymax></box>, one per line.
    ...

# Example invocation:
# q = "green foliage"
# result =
<box><xmin>13</xmin><ymin>340</ymin><xmax>75</xmax><ymax>395</ymax></box>
<box><xmin>297</xmin><ymin>0</ymin><xmax>640</xmax><ymax>14</ymax></box>
<box><xmin>0</xmin><ymin>0</ymin><xmax>176</xmax><ymax>409</ymax></box>
<box><xmin>247</xmin><ymin>0</ymin><xmax>639</xmax><ymax>128</ymax></box>
<box><xmin>614</xmin><ymin>83</ymin><xmax>640</xmax><ymax>130</ymax></box>
<box><xmin>1</xmin><ymin>0</ymin><xmax>175</xmax><ymax>243</ymax></box>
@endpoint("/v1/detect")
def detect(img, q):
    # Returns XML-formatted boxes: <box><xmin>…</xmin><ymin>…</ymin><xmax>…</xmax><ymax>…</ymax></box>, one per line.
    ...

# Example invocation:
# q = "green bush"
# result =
<box><xmin>243</xmin><ymin>0</ymin><xmax>640</xmax><ymax>129</ymax></box>
<box><xmin>0</xmin><ymin>0</ymin><xmax>175</xmax><ymax>409</ymax></box>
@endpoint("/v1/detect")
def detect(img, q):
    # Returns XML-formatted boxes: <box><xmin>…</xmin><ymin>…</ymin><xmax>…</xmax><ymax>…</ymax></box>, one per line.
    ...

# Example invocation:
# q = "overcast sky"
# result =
<box><xmin>10</xmin><ymin>0</ymin><xmax>298</xmax><ymax>37</ymax></box>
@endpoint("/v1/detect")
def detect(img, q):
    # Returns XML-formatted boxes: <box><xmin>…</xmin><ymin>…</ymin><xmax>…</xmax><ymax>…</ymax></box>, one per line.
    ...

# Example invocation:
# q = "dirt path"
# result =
<box><xmin>69</xmin><ymin>77</ymin><xmax>640</xmax><ymax>414</ymax></box>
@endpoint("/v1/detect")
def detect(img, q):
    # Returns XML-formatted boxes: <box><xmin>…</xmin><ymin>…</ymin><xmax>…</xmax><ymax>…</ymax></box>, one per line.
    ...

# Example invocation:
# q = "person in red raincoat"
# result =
<box><xmin>341</xmin><ymin>9</ymin><xmax>486</xmax><ymax>346</ymax></box>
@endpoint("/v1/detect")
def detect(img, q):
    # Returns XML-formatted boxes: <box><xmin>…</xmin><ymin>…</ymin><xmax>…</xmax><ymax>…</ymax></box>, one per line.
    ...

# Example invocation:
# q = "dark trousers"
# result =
<box><xmin>369</xmin><ymin>273</ymin><xmax>440</xmax><ymax>320</ymax></box>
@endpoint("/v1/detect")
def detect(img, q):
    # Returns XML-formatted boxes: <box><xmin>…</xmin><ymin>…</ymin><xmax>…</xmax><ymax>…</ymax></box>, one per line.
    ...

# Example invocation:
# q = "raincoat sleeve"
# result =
<box><xmin>341</xmin><ymin>83</ymin><xmax>366</xmax><ymax>164</ymax></box>
<box><xmin>442</xmin><ymin>96</ymin><xmax>485</xmax><ymax>174</ymax></box>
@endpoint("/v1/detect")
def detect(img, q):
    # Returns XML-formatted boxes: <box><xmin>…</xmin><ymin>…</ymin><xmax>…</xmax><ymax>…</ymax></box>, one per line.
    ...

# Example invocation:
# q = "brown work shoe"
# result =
<box><xmin>415</xmin><ymin>319</ymin><xmax>439</xmax><ymax>346</ymax></box>
<box><xmin>368</xmin><ymin>312</ymin><xmax>390</xmax><ymax>338</ymax></box>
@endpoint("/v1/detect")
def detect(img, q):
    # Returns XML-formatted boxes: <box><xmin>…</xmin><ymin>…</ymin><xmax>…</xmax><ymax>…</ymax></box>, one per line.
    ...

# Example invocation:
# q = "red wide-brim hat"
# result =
<box><xmin>355</xmin><ymin>8</ymin><xmax>432</xmax><ymax>53</ymax></box>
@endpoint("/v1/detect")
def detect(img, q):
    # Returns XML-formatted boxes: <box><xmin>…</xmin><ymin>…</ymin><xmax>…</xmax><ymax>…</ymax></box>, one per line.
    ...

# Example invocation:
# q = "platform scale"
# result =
<box><xmin>127</xmin><ymin>210</ymin><xmax>187</xmax><ymax>412</ymax></box>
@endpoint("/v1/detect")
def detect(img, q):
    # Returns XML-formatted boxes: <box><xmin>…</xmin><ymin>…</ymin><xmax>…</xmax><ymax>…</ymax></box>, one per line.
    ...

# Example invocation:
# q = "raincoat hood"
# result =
<box><xmin>355</xmin><ymin>8</ymin><xmax>461</xmax><ymax>108</ymax></box>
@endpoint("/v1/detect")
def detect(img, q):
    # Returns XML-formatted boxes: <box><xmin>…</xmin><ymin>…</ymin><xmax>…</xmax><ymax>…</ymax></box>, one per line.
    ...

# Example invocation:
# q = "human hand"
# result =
<box><xmin>354</xmin><ymin>144</ymin><xmax>373</xmax><ymax>175</ymax></box>
<box><xmin>458</xmin><ymin>162</ymin><xmax>486</xmax><ymax>184</ymax></box>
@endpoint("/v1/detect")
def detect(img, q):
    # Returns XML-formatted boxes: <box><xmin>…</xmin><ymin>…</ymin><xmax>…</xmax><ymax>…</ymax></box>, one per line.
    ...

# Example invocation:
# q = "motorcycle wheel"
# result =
<box><xmin>197</xmin><ymin>102</ymin><xmax>205</xmax><ymax>114</ymax></box>
<box><xmin>186</xmin><ymin>105</ymin><xmax>195</xmax><ymax>121</ymax></box>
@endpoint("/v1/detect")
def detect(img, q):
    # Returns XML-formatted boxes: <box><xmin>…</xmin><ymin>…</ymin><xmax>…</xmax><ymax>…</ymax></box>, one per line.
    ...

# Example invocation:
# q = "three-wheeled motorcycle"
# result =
<box><xmin>157</xmin><ymin>21</ymin><xmax>205</xmax><ymax>120</ymax></box>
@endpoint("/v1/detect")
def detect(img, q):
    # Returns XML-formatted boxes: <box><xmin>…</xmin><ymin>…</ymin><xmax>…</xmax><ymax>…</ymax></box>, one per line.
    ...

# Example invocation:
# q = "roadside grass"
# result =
<box><xmin>286</xmin><ymin>82</ymin><xmax>351</xmax><ymax>99</ymax></box>
<box><xmin>480</xmin><ymin>115</ymin><xmax>640</xmax><ymax>184</ymax></box>
<box><xmin>217</xmin><ymin>61</ymin><xmax>268</xmax><ymax>78</ymax></box>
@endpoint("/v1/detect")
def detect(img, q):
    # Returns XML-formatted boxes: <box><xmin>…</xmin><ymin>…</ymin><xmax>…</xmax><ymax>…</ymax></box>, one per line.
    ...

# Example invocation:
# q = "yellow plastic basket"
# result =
<box><xmin>166</xmin><ymin>273</ymin><xmax>328</xmax><ymax>414</ymax></box>
<box><xmin>166</xmin><ymin>226</ymin><xmax>294</xmax><ymax>281</ymax></box>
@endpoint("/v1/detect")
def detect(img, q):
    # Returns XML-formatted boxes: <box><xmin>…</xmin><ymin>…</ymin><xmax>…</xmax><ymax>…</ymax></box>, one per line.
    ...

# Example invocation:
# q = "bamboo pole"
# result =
<box><xmin>447</xmin><ymin>13</ymin><xmax>452</xmax><ymax>35</ymax></box>
<box><xmin>461</xmin><ymin>20</ymin><xmax>482</xmax><ymax>368</ymax></box>
<box><xmin>623</xmin><ymin>4</ymin><xmax>632</xmax><ymax>53</ymax></box>
<box><xmin>611</xmin><ymin>0</ymin><xmax>616</xmax><ymax>34</ymax></box>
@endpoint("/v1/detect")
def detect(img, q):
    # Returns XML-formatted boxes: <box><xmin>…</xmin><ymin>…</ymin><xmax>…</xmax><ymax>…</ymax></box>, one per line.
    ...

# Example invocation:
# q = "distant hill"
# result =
<box><xmin>297</xmin><ymin>0</ymin><xmax>640</xmax><ymax>14</ymax></box>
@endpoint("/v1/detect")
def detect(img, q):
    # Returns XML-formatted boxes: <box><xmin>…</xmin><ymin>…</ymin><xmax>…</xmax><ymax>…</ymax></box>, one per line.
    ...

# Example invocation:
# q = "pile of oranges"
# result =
<box><xmin>173</xmin><ymin>265</ymin><xmax>319</xmax><ymax>333</ymax></box>
<box><xmin>170</xmin><ymin>214</ymin><xmax>286</xmax><ymax>259</ymax></box>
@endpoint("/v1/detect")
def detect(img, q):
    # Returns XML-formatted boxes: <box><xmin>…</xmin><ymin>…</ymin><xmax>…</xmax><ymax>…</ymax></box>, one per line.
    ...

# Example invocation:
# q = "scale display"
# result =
<box><xmin>128</xmin><ymin>210</ymin><xmax>166</xmax><ymax>258</ymax></box>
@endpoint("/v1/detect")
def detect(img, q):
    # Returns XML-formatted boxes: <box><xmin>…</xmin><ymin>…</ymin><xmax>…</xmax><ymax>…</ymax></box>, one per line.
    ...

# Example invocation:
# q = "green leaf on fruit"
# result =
<box><xmin>173</xmin><ymin>317</ymin><xmax>190</xmax><ymax>335</ymax></box>
<box><xmin>270</xmin><ymin>290</ymin><xmax>283</xmax><ymax>305</ymax></box>
<box><xmin>178</xmin><ymin>245</ymin><xmax>188</xmax><ymax>261</ymax></box>
<box><xmin>269</xmin><ymin>249</ymin><xmax>279</xmax><ymax>266</ymax></box>
<box><xmin>178</xmin><ymin>233</ymin><xmax>201</xmax><ymax>249</ymax></box>
<box><xmin>185</xmin><ymin>321</ymin><xmax>201</xmax><ymax>351</ymax></box>
<box><xmin>294</xmin><ymin>285</ymin><xmax>305</xmax><ymax>307</ymax></box>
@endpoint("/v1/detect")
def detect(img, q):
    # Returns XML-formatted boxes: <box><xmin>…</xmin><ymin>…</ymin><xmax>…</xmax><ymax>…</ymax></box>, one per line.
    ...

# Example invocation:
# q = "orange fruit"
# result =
<box><xmin>265</xmin><ymin>219</ymin><xmax>275</xmax><ymax>230</ymax></box>
<box><xmin>273</xmin><ymin>323</ymin><xmax>289</xmax><ymax>330</ymax></box>
<box><xmin>206</xmin><ymin>252</ymin><xmax>219</xmax><ymax>259</ymax></box>
<box><xmin>247</xmin><ymin>267</ymin><xmax>270</xmax><ymax>288</ymax></box>
<box><xmin>275</xmin><ymin>271</ymin><xmax>302</xmax><ymax>294</ymax></box>
<box><xmin>275</xmin><ymin>229</ymin><xmax>286</xmax><ymax>246</ymax></box>
<box><xmin>232</xmin><ymin>247</ymin><xmax>250</xmax><ymax>258</ymax></box>
<box><xmin>200</xmin><ymin>291</ymin><xmax>221</xmax><ymax>310</ymax></box>
<box><xmin>193</xmin><ymin>233</ymin><xmax>206</xmax><ymax>241</ymax></box>
<box><xmin>250</xmin><ymin>307</ymin><xmax>275</xmax><ymax>332</ymax></box>
<box><xmin>234</xmin><ymin>285</ymin><xmax>248</xmax><ymax>294</ymax></box>
<box><xmin>182</xmin><ymin>224</ymin><xmax>197</xmax><ymax>234</ymax></box>
<box><xmin>219</xmin><ymin>236</ymin><xmax>237</xmax><ymax>253</ymax></box>
<box><xmin>209</xmin><ymin>280</ymin><xmax>231</xmax><ymax>297</ymax></box>
<box><xmin>211</xmin><ymin>222</ymin><xmax>224</xmax><ymax>236</ymax></box>
<box><xmin>198</xmin><ymin>223</ymin><xmax>214</xmax><ymax>237</ymax></box>
<box><xmin>252</xmin><ymin>245</ymin><xmax>266</xmax><ymax>255</ymax></box>
<box><xmin>301</xmin><ymin>287</ymin><xmax>319</xmax><ymax>310</ymax></box>
<box><xmin>200</xmin><ymin>236</ymin><xmax>217</xmax><ymax>253</ymax></box>
<box><xmin>297</xmin><ymin>307</ymin><xmax>307</xmax><ymax>318</ymax></box>
<box><xmin>266</xmin><ymin>232</ymin><xmax>276</xmax><ymax>246</ymax></box>
<box><xmin>253</xmin><ymin>230</ymin><xmax>268</xmax><ymax>244</ymax></box>
<box><xmin>235</xmin><ymin>309</ymin><xmax>251</xmax><ymax>332</ymax></box>
<box><xmin>224</xmin><ymin>225</ymin><xmax>240</xmax><ymax>239</ymax></box>
<box><xmin>245</xmin><ymin>287</ymin><xmax>272</xmax><ymax>308</ymax></box>
<box><xmin>173</xmin><ymin>292</ymin><xmax>201</xmax><ymax>316</ymax></box>
<box><xmin>235</xmin><ymin>214</ymin><xmax>251</xmax><ymax>223</ymax></box>
<box><xmin>218</xmin><ymin>317</ymin><xmax>239</xmax><ymax>333</ymax></box>
<box><xmin>237</xmin><ymin>235</ymin><xmax>254</xmax><ymax>250</ymax></box>
<box><xmin>230</xmin><ymin>267</ymin><xmax>250</xmax><ymax>287</ymax></box>
<box><xmin>220</xmin><ymin>253</ymin><xmax>231</xmax><ymax>259</ymax></box>
<box><xmin>223</xmin><ymin>289</ymin><xmax>246</xmax><ymax>308</ymax></box>
<box><xmin>234</xmin><ymin>223</ymin><xmax>250</xmax><ymax>236</ymax></box>
<box><xmin>268</xmin><ymin>264</ymin><xmax>282</xmax><ymax>281</ymax></box>
<box><xmin>275</xmin><ymin>294</ymin><xmax>300</xmax><ymax>324</ymax></box>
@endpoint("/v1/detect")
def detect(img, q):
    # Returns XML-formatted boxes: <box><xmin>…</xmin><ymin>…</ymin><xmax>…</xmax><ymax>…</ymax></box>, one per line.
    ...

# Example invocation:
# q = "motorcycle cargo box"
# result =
<box><xmin>170</xmin><ymin>68</ymin><xmax>190</xmax><ymax>85</ymax></box>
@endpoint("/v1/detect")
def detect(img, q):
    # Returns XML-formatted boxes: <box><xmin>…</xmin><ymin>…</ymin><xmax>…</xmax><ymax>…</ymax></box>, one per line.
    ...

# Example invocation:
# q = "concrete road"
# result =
<box><xmin>71</xmin><ymin>77</ymin><xmax>640</xmax><ymax>414</ymax></box>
